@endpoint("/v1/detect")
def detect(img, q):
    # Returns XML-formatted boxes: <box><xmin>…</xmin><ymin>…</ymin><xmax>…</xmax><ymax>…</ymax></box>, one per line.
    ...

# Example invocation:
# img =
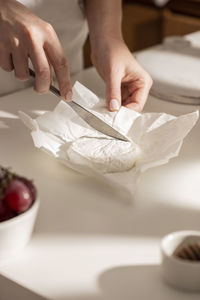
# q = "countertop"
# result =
<box><xmin>0</xmin><ymin>66</ymin><xmax>200</xmax><ymax>300</ymax></box>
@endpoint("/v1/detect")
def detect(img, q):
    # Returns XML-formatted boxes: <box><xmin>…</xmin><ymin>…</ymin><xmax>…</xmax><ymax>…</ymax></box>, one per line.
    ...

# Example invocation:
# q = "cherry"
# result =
<box><xmin>4</xmin><ymin>179</ymin><xmax>33</xmax><ymax>213</ymax></box>
<box><xmin>18</xmin><ymin>177</ymin><xmax>37</xmax><ymax>202</ymax></box>
<box><xmin>0</xmin><ymin>199</ymin><xmax>16</xmax><ymax>222</ymax></box>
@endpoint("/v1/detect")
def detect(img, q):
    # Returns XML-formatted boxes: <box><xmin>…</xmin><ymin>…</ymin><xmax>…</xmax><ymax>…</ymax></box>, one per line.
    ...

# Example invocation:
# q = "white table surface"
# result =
<box><xmin>0</xmin><ymin>66</ymin><xmax>200</xmax><ymax>300</ymax></box>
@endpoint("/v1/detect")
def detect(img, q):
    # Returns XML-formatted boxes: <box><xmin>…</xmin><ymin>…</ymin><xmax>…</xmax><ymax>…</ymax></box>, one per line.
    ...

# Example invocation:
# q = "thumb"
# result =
<box><xmin>106</xmin><ymin>73</ymin><xmax>122</xmax><ymax>112</ymax></box>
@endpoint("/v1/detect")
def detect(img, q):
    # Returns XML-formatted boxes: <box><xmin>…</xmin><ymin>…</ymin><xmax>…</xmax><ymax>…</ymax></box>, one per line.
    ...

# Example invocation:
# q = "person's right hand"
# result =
<box><xmin>0</xmin><ymin>0</ymin><xmax>72</xmax><ymax>100</ymax></box>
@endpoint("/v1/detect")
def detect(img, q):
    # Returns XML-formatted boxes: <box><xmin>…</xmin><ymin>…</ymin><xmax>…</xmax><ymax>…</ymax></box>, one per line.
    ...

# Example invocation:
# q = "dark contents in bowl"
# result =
<box><xmin>174</xmin><ymin>242</ymin><xmax>200</xmax><ymax>261</ymax></box>
<box><xmin>0</xmin><ymin>166</ymin><xmax>37</xmax><ymax>222</ymax></box>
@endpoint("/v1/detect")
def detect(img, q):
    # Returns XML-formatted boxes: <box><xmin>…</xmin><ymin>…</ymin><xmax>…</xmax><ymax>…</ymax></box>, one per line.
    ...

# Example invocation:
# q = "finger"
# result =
<box><xmin>44</xmin><ymin>38</ymin><xmax>72</xmax><ymax>101</ymax></box>
<box><xmin>121</xmin><ymin>84</ymin><xmax>131</xmax><ymax>102</ymax></box>
<box><xmin>50</xmin><ymin>66</ymin><xmax>54</xmax><ymax>85</ymax></box>
<box><xmin>12</xmin><ymin>50</ymin><xmax>29</xmax><ymax>81</ymax></box>
<box><xmin>0</xmin><ymin>51</ymin><xmax>14</xmax><ymax>72</ymax></box>
<box><xmin>46</xmin><ymin>54</ymin><xmax>54</xmax><ymax>85</ymax></box>
<box><xmin>124</xmin><ymin>75</ymin><xmax>153</xmax><ymax>112</ymax></box>
<box><xmin>124</xmin><ymin>85</ymin><xmax>151</xmax><ymax>112</ymax></box>
<box><xmin>29</xmin><ymin>45</ymin><xmax>51</xmax><ymax>94</ymax></box>
<box><xmin>106</xmin><ymin>72</ymin><xmax>122</xmax><ymax>112</ymax></box>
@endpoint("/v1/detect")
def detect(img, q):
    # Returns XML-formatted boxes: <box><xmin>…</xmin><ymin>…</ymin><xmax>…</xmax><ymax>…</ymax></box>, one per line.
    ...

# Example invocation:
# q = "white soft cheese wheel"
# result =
<box><xmin>67</xmin><ymin>137</ymin><xmax>139</xmax><ymax>173</ymax></box>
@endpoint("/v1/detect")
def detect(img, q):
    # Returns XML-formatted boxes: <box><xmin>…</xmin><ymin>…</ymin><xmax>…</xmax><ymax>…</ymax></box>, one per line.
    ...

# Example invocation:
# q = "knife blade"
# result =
<box><xmin>29</xmin><ymin>68</ymin><xmax>129</xmax><ymax>142</ymax></box>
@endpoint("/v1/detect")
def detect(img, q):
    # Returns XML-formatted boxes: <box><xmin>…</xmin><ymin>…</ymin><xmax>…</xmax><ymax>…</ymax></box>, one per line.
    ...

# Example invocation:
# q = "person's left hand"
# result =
<box><xmin>91</xmin><ymin>38</ymin><xmax>153</xmax><ymax>112</ymax></box>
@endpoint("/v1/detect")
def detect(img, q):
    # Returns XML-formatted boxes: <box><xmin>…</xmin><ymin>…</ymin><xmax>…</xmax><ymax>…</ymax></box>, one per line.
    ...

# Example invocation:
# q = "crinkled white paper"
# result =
<box><xmin>19</xmin><ymin>81</ymin><xmax>199</xmax><ymax>197</ymax></box>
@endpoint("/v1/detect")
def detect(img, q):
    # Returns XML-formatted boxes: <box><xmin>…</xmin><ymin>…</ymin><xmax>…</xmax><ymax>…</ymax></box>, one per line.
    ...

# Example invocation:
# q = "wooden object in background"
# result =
<box><xmin>83</xmin><ymin>37</ymin><xmax>91</xmax><ymax>68</ymax></box>
<box><xmin>168</xmin><ymin>0</ymin><xmax>200</xmax><ymax>18</ymax></box>
<box><xmin>122</xmin><ymin>3</ymin><xmax>162</xmax><ymax>52</ymax></box>
<box><xmin>162</xmin><ymin>9</ymin><xmax>200</xmax><ymax>37</ymax></box>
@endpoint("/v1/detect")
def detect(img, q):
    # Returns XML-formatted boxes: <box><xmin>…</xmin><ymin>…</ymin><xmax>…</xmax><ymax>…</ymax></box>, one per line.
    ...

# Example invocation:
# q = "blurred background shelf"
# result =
<box><xmin>168</xmin><ymin>0</ymin><xmax>200</xmax><ymax>18</ymax></box>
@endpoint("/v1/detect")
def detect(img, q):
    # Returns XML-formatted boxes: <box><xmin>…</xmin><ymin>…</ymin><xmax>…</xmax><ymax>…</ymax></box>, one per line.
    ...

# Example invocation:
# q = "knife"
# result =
<box><xmin>29</xmin><ymin>68</ymin><xmax>129</xmax><ymax>142</ymax></box>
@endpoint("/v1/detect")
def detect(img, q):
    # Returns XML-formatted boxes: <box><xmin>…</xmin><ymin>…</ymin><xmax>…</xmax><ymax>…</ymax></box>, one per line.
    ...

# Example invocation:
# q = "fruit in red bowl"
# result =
<box><xmin>0</xmin><ymin>167</ymin><xmax>39</xmax><ymax>263</ymax></box>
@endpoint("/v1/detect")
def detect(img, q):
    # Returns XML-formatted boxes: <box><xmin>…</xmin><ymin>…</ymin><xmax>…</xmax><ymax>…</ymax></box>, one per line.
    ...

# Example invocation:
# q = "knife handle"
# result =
<box><xmin>29</xmin><ymin>68</ymin><xmax>61</xmax><ymax>98</ymax></box>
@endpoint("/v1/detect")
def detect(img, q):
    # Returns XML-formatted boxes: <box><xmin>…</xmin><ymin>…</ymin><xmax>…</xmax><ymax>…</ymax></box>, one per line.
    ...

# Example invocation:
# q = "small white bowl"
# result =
<box><xmin>0</xmin><ymin>198</ymin><xmax>39</xmax><ymax>264</ymax></box>
<box><xmin>161</xmin><ymin>230</ymin><xmax>200</xmax><ymax>292</ymax></box>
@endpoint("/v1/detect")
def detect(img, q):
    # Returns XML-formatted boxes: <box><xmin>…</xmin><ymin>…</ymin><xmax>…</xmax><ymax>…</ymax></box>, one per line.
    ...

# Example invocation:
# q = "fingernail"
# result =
<box><xmin>66</xmin><ymin>91</ymin><xmax>72</xmax><ymax>102</ymax></box>
<box><xmin>110</xmin><ymin>99</ymin><xmax>120</xmax><ymax>111</ymax></box>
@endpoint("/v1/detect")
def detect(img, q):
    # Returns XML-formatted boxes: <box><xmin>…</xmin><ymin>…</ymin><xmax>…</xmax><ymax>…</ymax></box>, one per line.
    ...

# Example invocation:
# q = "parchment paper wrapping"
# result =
<box><xmin>19</xmin><ymin>82</ymin><xmax>199</xmax><ymax>197</ymax></box>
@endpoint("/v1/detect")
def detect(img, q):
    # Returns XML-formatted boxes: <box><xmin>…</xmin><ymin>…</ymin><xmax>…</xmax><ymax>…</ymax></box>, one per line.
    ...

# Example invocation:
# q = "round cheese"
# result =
<box><xmin>67</xmin><ymin>137</ymin><xmax>139</xmax><ymax>173</ymax></box>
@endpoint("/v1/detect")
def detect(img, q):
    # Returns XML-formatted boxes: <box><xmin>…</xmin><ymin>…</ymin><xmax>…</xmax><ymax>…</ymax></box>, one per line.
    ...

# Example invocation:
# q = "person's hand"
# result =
<box><xmin>91</xmin><ymin>37</ymin><xmax>153</xmax><ymax>112</ymax></box>
<box><xmin>0</xmin><ymin>0</ymin><xmax>72</xmax><ymax>100</ymax></box>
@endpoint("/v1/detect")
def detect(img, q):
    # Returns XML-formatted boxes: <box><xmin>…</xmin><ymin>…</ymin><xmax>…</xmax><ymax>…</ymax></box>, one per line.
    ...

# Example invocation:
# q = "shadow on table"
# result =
<box><xmin>0</xmin><ymin>273</ymin><xmax>46</xmax><ymax>300</ymax></box>
<box><xmin>54</xmin><ymin>264</ymin><xmax>200</xmax><ymax>300</ymax></box>
<box><xmin>1</xmin><ymin>264</ymin><xmax>200</xmax><ymax>300</ymax></box>
<box><xmin>33</xmin><ymin>181</ymin><xmax>200</xmax><ymax>239</ymax></box>
<box><xmin>97</xmin><ymin>264</ymin><xmax>200</xmax><ymax>300</ymax></box>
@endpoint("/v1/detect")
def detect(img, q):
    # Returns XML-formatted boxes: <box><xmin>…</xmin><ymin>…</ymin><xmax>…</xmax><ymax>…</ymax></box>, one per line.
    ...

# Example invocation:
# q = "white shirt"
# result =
<box><xmin>0</xmin><ymin>0</ymin><xmax>88</xmax><ymax>95</ymax></box>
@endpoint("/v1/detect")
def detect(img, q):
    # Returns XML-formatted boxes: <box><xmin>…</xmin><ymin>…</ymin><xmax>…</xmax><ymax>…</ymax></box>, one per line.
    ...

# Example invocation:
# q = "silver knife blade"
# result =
<box><xmin>29</xmin><ymin>68</ymin><xmax>129</xmax><ymax>142</ymax></box>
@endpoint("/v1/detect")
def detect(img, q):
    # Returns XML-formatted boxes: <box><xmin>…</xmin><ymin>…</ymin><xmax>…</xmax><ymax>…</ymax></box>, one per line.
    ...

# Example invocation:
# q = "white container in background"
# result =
<box><xmin>161</xmin><ymin>230</ymin><xmax>200</xmax><ymax>292</ymax></box>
